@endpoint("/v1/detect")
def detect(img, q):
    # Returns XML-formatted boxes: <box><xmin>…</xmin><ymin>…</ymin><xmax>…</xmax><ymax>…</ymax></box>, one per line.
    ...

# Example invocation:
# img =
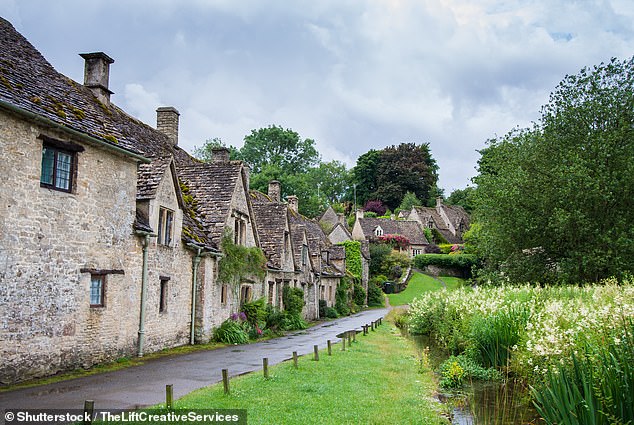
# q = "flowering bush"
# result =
<box><xmin>378</xmin><ymin>234</ymin><xmax>410</xmax><ymax>251</ymax></box>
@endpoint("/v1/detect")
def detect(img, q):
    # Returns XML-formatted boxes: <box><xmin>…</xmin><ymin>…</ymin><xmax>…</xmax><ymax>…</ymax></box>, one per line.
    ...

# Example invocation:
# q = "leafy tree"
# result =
<box><xmin>240</xmin><ymin>125</ymin><xmax>320</xmax><ymax>174</ymax></box>
<box><xmin>306</xmin><ymin>160</ymin><xmax>353</xmax><ymax>205</ymax></box>
<box><xmin>398</xmin><ymin>191</ymin><xmax>422</xmax><ymax>212</ymax></box>
<box><xmin>192</xmin><ymin>138</ymin><xmax>240</xmax><ymax>162</ymax></box>
<box><xmin>446</xmin><ymin>187</ymin><xmax>475</xmax><ymax>213</ymax></box>
<box><xmin>364</xmin><ymin>200</ymin><xmax>387</xmax><ymax>216</ymax></box>
<box><xmin>472</xmin><ymin>57</ymin><xmax>634</xmax><ymax>284</ymax></box>
<box><xmin>374</xmin><ymin>143</ymin><xmax>438</xmax><ymax>210</ymax></box>
<box><xmin>352</xmin><ymin>149</ymin><xmax>380</xmax><ymax>206</ymax></box>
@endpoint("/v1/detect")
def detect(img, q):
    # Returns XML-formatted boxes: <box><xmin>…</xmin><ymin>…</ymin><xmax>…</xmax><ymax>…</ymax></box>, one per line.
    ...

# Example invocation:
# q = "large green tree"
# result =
<box><xmin>352</xmin><ymin>149</ymin><xmax>380</xmax><ymax>207</ymax></box>
<box><xmin>239</xmin><ymin>125</ymin><xmax>320</xmax><ymax>174</ymax></box>
<box><xmin>473</xmin><ymin>57</ymin><xmax>634</xmax><ymax>284</ymax></box>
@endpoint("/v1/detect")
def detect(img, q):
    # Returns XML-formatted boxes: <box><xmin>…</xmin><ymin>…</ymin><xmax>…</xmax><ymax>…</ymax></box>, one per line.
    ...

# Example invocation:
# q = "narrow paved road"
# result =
<box><xmin>0</xmin><ymin>309</ymin><xmax>388</xmax><ymax>412</ymax></box>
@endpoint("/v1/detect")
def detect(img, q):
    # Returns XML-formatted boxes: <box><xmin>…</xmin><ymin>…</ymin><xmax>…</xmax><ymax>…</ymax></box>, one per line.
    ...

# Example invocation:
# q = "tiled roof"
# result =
<box><xmin>251</xmin><ymin>200</ymin><xmax>290</xmax><ymax>270</ymax></box>
<box><xmin>176</xmin><ymin>160</ymin><xmax>244</xmax><ymax>246</ymax></box>
<box><xmin>357</xmin><ymin>218</ymin><xmax>429</xmax><ymax>245</ymax></box>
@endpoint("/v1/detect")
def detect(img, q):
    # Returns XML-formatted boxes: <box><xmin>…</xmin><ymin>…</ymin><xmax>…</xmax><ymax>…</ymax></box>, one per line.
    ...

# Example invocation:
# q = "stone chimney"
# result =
<box><xmin>287</xmin><ymin>195</ymin><xmax>298</xmax><ymax>213</ymax></box>
<box><xmin>211</xmin><ymin>147</ymin><xmax>230</xmax><ymax>163</ymax></box>
<box><xmin>79</xmin><ymin>52</ymin><xmax>114</xmax><ymax>104</ymax></box>
<box><xmin>156</xmin><ymin>107</ymin><xmax>180</xmax><ymax>147</ymax></box>
<box><xmin>436</xmin><ymin>197</ymin><xmax>443</xmax><ymax>213</ymax></box>
<box><xmin>268</xmin><ymin>180</ymin><xmax>281</xmax><ymax>202</ymax></box>
<box><xmin>356</xmin><ymin>208</ymin><xmax>364</xmax><ymax>220</ymax></box>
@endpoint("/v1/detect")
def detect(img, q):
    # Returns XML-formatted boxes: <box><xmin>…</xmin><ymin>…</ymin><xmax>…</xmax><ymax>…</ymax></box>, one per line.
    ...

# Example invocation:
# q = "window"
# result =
<box><xmin>374</xmin><ymin>226</ymin><xmax>384</xmax><ymax>237</ymax></box>
<box><xmin>220</xmin><ymin>284</ymin><xmax>227</xmax><ymax>305</ymax></box>
<box><xmin>234</xmin><ymin>217</ymin><xmax>246</xmax><ymax>245</ymax></box>
<box><xmin>412</xmin><ymin>248</ymin><xmax>422</xmax><ymax>256</ymax></box>
<box><xmin>159</xmin><ymin>278</ymin><xmax>169</xmax><ymax>313</ymax></box>
<box><xmin>157</xmin><ymin>207</ymin><xmax>174</xmax><ymax>246</ymax></box>
<box><xmin>302</xmin><ymin>245</ymin><xmax>309</xmax><ymax>266</ymax></box>
<box><xmin>41</xmin><ymin>145</ymin><xmax>74</xmax><ymax>192</ymax></box>
<box><xmin>90</xmin><ymin>274</ymin><xmax>105</xmax><ymax>307</ymax></box>
<box><xmin>240</xmin><ymin>285</ymin><xmax>252</xmax><ymax>306</ymax></box>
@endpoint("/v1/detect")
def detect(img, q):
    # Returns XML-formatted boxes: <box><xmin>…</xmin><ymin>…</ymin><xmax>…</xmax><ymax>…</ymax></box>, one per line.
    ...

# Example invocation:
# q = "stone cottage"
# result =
<box><xmin>352</xmin><ymin>212</ymin><xmax>429</xmax><ymax>257</ymax></box>
<box><xmin>408</xmin><ymin>198</ymin><xmax>470</xmax><ymax>244</ymax></box>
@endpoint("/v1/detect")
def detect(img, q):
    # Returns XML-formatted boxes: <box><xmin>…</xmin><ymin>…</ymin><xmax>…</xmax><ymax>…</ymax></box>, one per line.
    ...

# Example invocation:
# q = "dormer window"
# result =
<box><xmin>234</xmin><ymin>217</ymin><xmax>247</xmax><ymax>245</ymax></box>
<box><xmin>427</xmin><ymin>218</ymin><xmax>434</xmax><ymax>228</ymax></box>
<box><xmin>158</xmin><ymin>207</ymin><xmax>174</xmax><ymax>246</ymax></box>
<box><xmin>374</xmin><ymin>226</ymin><xmax>384</xmax><ymax>237</ymax></box>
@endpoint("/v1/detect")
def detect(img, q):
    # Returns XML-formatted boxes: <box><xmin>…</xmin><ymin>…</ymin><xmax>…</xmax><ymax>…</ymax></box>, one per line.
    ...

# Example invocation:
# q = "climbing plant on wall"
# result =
<box><xmin>338</xmin><ymin>240</ymin><xmax>362</xmax><ymax>280</ymax></box>
<box><xmin>218</xmin><ymin>230</ymin><xmax>267</xmax><ymax>305</ymax></box>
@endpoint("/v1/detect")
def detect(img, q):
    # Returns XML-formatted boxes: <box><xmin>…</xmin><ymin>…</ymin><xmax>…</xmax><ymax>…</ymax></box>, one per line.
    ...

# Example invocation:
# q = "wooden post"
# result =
<box><xmin>166</xmin><ymin>384</ymin><xmax>173</xmax><ymax>410</ymax></box>
<box><xmin>353</xmin><ymin>331</ymin><xmax>357</xmax><ymax>342</ymax></box>
<box><xmin>347</xmin><ymin>331</ymin><xmax>352</xmax><ymax>345</ymax></box>
<box><xmin>363</xmin><ymin>325</ymin><xmax>368</xmax><ymax>335</ymax></box>
<box><xmin>342</xmin><ymin>336</ymin><xmax>346</xmax><ymax>351</ymax></box>
<box><xmin>222</xmin><ymin>369</ymin><xmax>230</xmax><ymax>395</ymax></box>
<box><xmin>371</xmin><ymin>321</ymin><xmax>374</xmax><ymax>331</ymax></box>
<box><xmin>293</xmin><ymin>351</ymin><xmax>298</xmax><ymax>368</ymax></box>
<box><xmin>327</xmin><ymin>340</ymin><xmax>332</xmax><ymax>356</ymax></box>
<box><xmin>263</xmin><ymin>358</ymin><xmax>269</xmax><ymax>379</ymax></box>
<box><xmin>83</xmin><ymin>400</ymin><xmax>94</xmax><ymax>425</ymax></box>
<box><xmin>314</xmin><ymin>345</ymin><xmax>319</xmax><ymax>361</ymax></box>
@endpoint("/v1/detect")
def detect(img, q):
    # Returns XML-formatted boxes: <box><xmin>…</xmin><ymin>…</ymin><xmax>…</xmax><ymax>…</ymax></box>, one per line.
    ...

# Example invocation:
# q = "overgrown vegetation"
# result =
<box><xmin>406</xmin><ymin>280</ymin><xmax>634</xmax><ymax>423</ymax></box>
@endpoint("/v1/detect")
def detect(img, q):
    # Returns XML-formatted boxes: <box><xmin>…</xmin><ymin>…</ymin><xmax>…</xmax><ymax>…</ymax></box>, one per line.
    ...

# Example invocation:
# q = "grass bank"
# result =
<box><xmin>387</xmin><ymin>273</ymin><xmax>464</xmax><ymax>306</ymax></box>
<box><xmin>125</xmin><ymin>324</ymin><xmax>446</xmax><ymax>425</ymax></box>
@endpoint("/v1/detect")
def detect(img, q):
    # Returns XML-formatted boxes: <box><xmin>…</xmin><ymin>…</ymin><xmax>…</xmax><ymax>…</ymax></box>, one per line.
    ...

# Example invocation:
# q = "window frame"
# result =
<box><xmin>159</xmin><ymin>277</ymin><xmax>169</xmax><ymax>313</ymax></box>
<box><xmin>157</xmin><ymin>207</ymin><xmax>174</xmax><ymax>246</ymax></box>
<box><xmin>40</xmin><ymin>144</ymin><xmax>76</xmax><ymax>193</ymax></box>
<box><xmin>90</xmin><ymin>274</ymin><xmax>106</xmax><ymax>308</ymax></box>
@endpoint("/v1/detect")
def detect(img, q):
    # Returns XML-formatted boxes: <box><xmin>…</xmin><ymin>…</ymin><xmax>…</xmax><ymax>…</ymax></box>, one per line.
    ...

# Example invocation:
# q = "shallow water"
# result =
<box><xmin>409</xmin><ymin>334</ymin><xmax>543</xmax><ymax>425</ymax></box>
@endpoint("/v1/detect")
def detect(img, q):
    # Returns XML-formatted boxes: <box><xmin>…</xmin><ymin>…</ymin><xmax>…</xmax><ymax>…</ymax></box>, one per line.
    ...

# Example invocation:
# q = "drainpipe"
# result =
<box><xmin>190</xmin><ymin>247</ymin><xmax>202</xmax><ymax>345</ymax></box>
<box><xmin>186</xmin><ymin>243</ymin><xmax>222</xmax><ymax>346</ymax></box>
<box><xmin>137</xmin><ymin>232</ymin><xmax>152</xmax><ymax>357</ymax></box>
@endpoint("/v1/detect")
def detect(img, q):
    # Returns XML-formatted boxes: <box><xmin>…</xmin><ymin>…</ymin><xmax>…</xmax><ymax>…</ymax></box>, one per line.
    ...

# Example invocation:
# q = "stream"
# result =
<box><xmin>409</xmin><ymin>334</ymin><xmax>543</xmax><ymax>425</ymax></box>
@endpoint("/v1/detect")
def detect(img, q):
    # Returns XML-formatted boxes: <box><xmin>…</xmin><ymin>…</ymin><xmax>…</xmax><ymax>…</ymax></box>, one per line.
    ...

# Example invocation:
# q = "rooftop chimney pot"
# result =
<box><xmin>80</xmin><ymin>52</ymin><xmax>114</xmax><ymax>104</ymax></box>
<box><xmin>287</xmin><ymin>195</ymin><xmax>299</xmax><ymax>213</ymax></box>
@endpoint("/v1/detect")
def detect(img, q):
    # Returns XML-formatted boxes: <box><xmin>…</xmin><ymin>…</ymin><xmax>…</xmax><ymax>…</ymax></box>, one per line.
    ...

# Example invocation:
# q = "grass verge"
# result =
<box><xmin>121</xmin><ymin>324</ymin><xmax>447</xmax><ymax>425</ymax></box>
<box><xmin>388</xmin><ymin>273</ymin><xmax>464</xmax><ymax>306</ymax></box>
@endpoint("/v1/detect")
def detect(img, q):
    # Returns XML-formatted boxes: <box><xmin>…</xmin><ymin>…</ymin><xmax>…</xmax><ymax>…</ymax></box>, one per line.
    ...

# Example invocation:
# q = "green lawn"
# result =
<box><xmin>109</xmin><ymin>324</ymin><xmax>446</xmax><ymax>425</ymax></box>
<box><xmin>387</xmin><ymin>273</ymin><xmax>465</xmax><ymax>306</ymax></box>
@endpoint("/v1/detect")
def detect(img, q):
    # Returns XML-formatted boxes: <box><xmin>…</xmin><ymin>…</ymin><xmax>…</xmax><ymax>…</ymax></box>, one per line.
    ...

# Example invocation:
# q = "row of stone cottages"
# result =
<box><xmin>0</xmin><ymin>18</ymin><xmax>369</xmax><ymax>385</ymax></box>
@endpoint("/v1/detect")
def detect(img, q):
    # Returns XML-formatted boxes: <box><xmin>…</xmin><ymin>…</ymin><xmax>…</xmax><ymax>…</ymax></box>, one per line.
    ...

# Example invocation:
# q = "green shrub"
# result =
<box><xmin>413</xmin><ymin>253</ymin><xmax>478</xmax><ymax>270</ymax></box>
<box><xmin>241</xmin><ymin>297</ymin><xmax>267</xmax><ymax>326</ymax></box>
<box><xmin>438</xmin><ymin>244</ymin><xmax>454</xmax><ymax>254</ymax></box>
<box><xmin>469</xmin><ymin>307</ymin><xmax>529</xmax><ymax>368</ymax></box>
<box><xmin>439</xmin><ymin>354</ymin><xmax>502</xmax><ymax>389</ymax></box>
<box><xmin>353</xmin><ymin>282</ymin><xmax>366</xmax><ymax>306</ymax></box>
<box><xmin>214</xmin><ymin>319</ymin><xmax>249</xmax><ymax>344</ymax></box>
<box><xmin>439</xmin><ymin>358</ymin><xmax>465</xmax><ymax>389</ymax></box>
<box><xmin>324</xmin><ymin>307</ymin><xmax>338</xmax><ymax>318</ymax></box>
<box><xmin>367</xmin><ymin>280</ymin><xmax>385</xmax><ymax>307</ymax></box>
<box><xmin>283</xmin><ymin>286</ymin><xmax>304</xmax><ymax>316</ymax></box>
<box><xmin>335</xmin><ymin>278</ymin><xmax>351</xmax><ymax>316</ymax></box>
<box><xmin>282</xmin><ymin>312</ymin><xmax>308</xmax><ymax>331</ymax></box>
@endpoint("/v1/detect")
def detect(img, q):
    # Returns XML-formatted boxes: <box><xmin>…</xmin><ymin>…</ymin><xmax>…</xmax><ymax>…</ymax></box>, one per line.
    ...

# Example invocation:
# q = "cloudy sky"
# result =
<box><xmin>2</xmin><ymin>1</ymin><xmax>633</xmax><ymax>192</ymax></box>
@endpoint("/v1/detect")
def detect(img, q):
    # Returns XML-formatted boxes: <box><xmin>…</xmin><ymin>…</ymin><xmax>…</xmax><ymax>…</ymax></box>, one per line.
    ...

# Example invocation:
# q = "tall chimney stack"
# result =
<box><xmin>79</xmin><ymin>52</ymin><xmax>114</xmax><ymax>104</ymax></box>
<box><xmin>268</xmin><ymin>180</ymin><xmax>281</xmax><ymax>202</ymax></box>
<box><xmin>287</xmin><ymin>195</ymin><xmax>299</xmax><ymax>213</ymax></box>
<box><xmin>156</xmin><ymin>107</ymin><xmax>180</xmax><ymax>147</ymax></box>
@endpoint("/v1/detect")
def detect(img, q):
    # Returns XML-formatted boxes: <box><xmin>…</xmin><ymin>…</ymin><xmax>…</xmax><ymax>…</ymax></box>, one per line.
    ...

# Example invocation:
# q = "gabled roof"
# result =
<box><xmin>176</xmin><ymin>160</ymin><xmax>245</xmax><ymax>246</ymax></box>
<box><xmin>251</xmin><ymin>198</ymin><xmax>291</xmax><ymax>270</ymax></box>
<box><xmin>411</xmin><ymin>205</ymin><xmax>469</xmax><ymax>244</ymax></box>
<box><xmin>357</xmin><ymin>218</ymin><xmax>429</xmax><ymax>245</ymax></box>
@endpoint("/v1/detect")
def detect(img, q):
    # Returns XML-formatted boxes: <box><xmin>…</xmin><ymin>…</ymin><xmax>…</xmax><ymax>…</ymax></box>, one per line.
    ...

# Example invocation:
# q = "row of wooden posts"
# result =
<box><xmin>81</xmin><ymin>318</ymin><xmax>383</xmax><ymax>423</ymax></box>
<box><xmin>220</xmin><ymin>317</ymin><xmax>383</xmax><ymax>396</ymax></box>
